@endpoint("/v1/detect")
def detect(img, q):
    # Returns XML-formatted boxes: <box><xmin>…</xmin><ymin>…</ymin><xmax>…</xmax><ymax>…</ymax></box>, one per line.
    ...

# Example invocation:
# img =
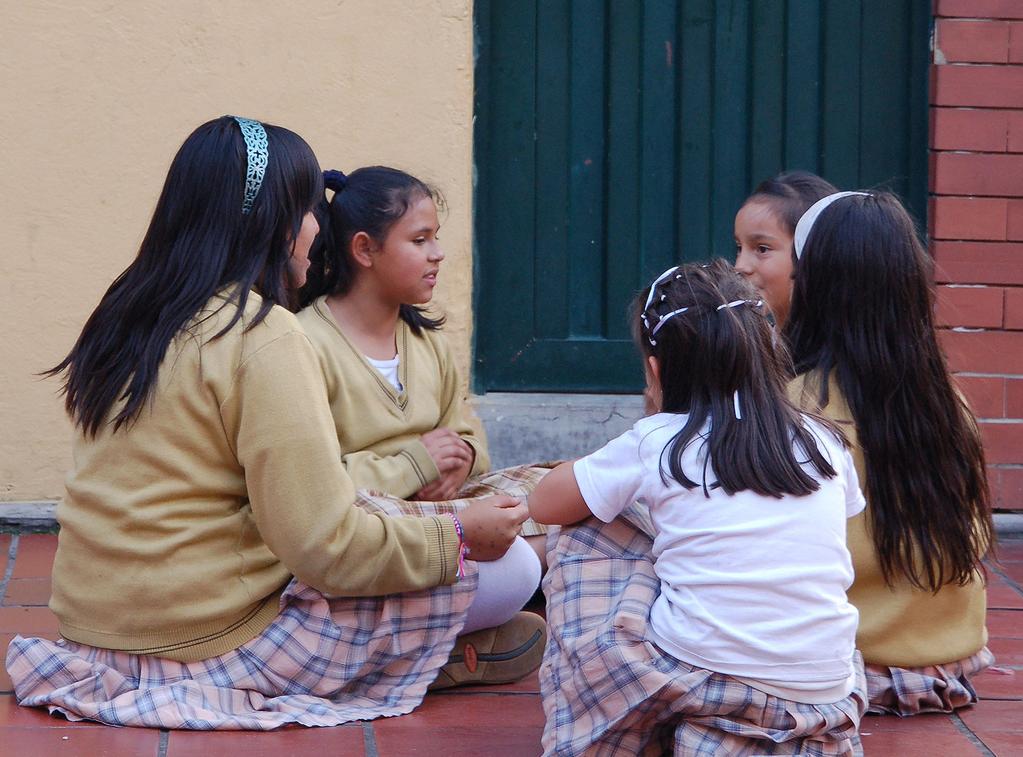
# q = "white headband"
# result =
<box><xmin>793</xmin><ymin>191</ymin><xmax>871</xmax><ymax>259</ymax></box>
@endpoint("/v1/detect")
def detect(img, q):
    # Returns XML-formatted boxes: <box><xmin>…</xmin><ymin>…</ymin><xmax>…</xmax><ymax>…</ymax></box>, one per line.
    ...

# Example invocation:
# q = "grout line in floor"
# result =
<box><xmin>0</xmin><ymin>535</ymin><xmax>21</xmax><ymax>606</ymax></box>
<box><xmin>362</xmin><ymin>721</ymin><xmax>379</xmax><ymax>757</ymax></box>
<box><xmin>951</xmin><ymin>711</ymin><xmax>997</xmax><ymax>757</ymax></box>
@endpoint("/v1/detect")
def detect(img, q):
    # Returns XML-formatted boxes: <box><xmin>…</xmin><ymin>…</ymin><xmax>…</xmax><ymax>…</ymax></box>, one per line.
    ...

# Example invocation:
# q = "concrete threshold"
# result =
<box><xmin>473</xmin><ymin>392</ymin><xmax>645</xmax><ymax>469</ymax></box>
<box><xmin>0</xmin><ymin>501</ymin><xmax>58</xmax><ymax>532</ymax></box>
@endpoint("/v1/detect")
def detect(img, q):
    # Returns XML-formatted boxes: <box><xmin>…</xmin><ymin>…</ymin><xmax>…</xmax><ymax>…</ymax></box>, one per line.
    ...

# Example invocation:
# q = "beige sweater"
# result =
<box><xmin>50</xmin><ymin>290</ymin><xmax>461</xmax><ymax>662</ymax></box>
<box><xmin>789</xmin><ymin>372</ymin><xmax>987</xmax><ymax>667</ymax></box>
<box><xmin>297</xmin><ymin>296</ymin><xmax>489</xmax><ymax>498</ymax></box>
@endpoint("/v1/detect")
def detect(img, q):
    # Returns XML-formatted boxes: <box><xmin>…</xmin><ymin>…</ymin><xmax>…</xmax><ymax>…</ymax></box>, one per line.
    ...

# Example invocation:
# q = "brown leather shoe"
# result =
<box><xmin>429</xmin><ymin>611</ymin><xmax>547</xmax><ymax>690</ymax></box>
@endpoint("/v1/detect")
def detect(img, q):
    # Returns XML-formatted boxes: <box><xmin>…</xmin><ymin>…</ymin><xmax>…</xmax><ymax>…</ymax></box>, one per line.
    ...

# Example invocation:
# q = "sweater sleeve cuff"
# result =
<box><xmin>397</xmin><ymin>440</ymin><xmax>441</xmax><ymax>488</ymax></box>
<box><xmin>464</xmin><ymin>437</ymin><xmax>489</xmax><ymax>478</ymax></box>
<box><xmin>425</xmin><ymin>515</ymin><xmax>463</xmax><ymax>586</ymax></box>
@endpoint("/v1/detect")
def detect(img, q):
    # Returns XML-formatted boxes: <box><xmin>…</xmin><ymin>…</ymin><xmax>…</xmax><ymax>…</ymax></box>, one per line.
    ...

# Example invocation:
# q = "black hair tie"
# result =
<box><xmin>323</xmin><ymin>169</ymin><xmax>348</xmax><ymax>192</ymax></box>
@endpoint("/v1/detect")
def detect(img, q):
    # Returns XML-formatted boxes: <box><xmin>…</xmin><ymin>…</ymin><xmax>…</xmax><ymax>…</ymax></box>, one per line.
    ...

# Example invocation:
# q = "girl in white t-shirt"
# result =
<box><xmin>529</xmin><ymin>260</ymin><xmax>868</xmax><ymax>756</ymax></box>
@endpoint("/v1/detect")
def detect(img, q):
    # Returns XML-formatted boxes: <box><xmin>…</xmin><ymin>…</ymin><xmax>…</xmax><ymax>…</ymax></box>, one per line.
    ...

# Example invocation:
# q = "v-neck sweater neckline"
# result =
<box><xmin>315</xmin><ymin>296</ymin><xmax>410</xmax><ymax>410</ymax></box>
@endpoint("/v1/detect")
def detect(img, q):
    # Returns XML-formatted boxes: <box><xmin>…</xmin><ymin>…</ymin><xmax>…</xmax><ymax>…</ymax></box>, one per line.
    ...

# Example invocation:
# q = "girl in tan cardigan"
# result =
<box><xmin>784</xmin><ymin>190</ymin><xmax>994</xmax><ymax>715</ymax></box>
<box><xmin>6</xmin><ymin>117</ymin><xmax>542</xmax><ymax>729</ymax></box>
<box><xmin>297</xmin><ymin>166</ymin><xmax>546</xmax><ymax>645</ymax></box>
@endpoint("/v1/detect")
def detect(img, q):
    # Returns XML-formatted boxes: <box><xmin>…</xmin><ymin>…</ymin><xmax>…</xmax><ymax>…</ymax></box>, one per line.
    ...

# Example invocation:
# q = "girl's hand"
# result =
<box><xmin>414</xmin><ymin>460</ymin><xmax>468</xmax><ymax>501</ymax></box>
<box><xmin>420</xmin><ymin>428</ymin><xmax>474</xmax><ymax>473</ymax></box>
<box><xmin>457</xmin><ymin>495</ymin><xmax>528</xmax><ymax>561</ymax></box>
<box><xmin>415</xmin><ymin>439</ymin><xmax>474</xmax><ymax>501</ymax></box>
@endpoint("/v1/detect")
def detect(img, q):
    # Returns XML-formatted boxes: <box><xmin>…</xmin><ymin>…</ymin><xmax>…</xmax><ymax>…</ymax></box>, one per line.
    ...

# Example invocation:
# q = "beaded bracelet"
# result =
<box><xmin>445</xmin><ymin>513</ymin><xmax>469</xmax><ymax>579</ymax></box>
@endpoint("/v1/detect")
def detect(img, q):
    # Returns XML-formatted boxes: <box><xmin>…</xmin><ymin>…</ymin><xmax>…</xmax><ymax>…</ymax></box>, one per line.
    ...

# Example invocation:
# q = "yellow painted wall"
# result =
<box><xmin>0</xmin><ymin>0</ymin><xmax>476</xmax><ymax>501</ymax></box>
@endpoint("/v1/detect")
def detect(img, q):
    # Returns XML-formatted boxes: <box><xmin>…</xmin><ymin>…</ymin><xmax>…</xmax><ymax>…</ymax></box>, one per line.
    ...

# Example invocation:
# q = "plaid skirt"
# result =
<box><xmin>4</xmin><ymin>471</ymin><xmax>549</xmax><ymax>731</ymax></box>
<box><xmin>864</xmin><ymin>647</ymin><xmax>994</xmax><ymax>716</ymax></box>
<box><xmin>539</xmin><ymin>505</ymin><xmax>867</xmax><ymax>756</ymax></box>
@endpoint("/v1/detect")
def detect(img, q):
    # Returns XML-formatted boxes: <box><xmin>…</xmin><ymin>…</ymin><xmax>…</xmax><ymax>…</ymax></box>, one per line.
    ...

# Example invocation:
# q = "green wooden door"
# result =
<box><xmin>473</xmin><ymin>0</ymin><xmax>930</xmax><ymax>393</ymax></box>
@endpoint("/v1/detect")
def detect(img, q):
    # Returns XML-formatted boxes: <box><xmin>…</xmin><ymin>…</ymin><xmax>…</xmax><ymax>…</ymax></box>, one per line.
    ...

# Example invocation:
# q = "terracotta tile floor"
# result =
<box><xmin>1</xmin><ymin>532</ymin><xmax>1021</xmax><ymax>756</ymax></box>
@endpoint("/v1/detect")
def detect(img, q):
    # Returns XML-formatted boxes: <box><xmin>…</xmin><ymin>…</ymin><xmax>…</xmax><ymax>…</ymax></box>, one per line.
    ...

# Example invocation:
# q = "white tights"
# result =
<box><xmin>461</xmin><ymin>536</ymin><xmax>542</xmax><ymax>634</ymax></box>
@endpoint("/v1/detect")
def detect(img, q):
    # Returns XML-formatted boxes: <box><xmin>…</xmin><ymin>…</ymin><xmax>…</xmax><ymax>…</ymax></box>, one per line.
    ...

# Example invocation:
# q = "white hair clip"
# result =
<box><xmin>641</xmin><ymin>265</ymin><xmax>682</xmax><ymax>344</ymax></box>
<box><xmin>648</xmin><ymin>307</ymin><xmax>691</xmax><ymax>344</ymax></box>
<box><xmin>716</xmin><ymin>299</ymin><xmax>746</xmax><ymax>311</ymax></box>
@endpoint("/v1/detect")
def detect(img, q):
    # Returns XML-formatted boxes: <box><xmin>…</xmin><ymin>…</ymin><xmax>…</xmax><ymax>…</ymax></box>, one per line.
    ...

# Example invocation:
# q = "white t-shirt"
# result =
<box><xmin>573</xmin><ymin>412</ymin><xmax>865</xmax><ymax>703</ymax></box>
<box><xmin>365</xmin><ymin>354</ymin><xmax>402</xmax><ymax>392</ymax></box>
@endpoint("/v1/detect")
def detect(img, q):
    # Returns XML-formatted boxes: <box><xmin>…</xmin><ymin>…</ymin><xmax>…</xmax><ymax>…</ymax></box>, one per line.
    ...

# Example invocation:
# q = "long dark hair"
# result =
<box><xmin>301</xmin><ymin>165</ymin><xmax>444</xmax><ymax>334</ymax></box>
<box><xmin>638</xmin><ymin>259</ymin><xmax>841</xmax><ymax>497</ymax></box>
<box><xmin>745</xmin><ymin>171</ymin><xmax>838</xmax><ymax>260</ymax></box>
<box><xmin>46</xmin><ymin>116</ymin><xmax>323</xmax><ymax>436</ymax></box>
<box><xmin>784</xmin><ymin>192</ymin><xmax>992</xmax><ymax>590</ymax></box>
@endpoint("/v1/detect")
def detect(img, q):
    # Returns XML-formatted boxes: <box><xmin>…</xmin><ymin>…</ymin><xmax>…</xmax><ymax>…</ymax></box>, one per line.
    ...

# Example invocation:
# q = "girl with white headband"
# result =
<box><xmin>6</xmin><ymin>116</ymin><xmax>533</xmax><ymax>729</ymax></box>
<box><xmin>529</xmin><ymin>259</ymin><xmax>867</xmax><ymax>755</ymax></box>
<box><xmin>734</xmin><ymin>170</ymin><xmax>838</xmax><ymax>328</ymax></box>
<box><xmin>785</xmin><ymin>191</ymin><xmax>994</xmax><ymax>716</ymax></box>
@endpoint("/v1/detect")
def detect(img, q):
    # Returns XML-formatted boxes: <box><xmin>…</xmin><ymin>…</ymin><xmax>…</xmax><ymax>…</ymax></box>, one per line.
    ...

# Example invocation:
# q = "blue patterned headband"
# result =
<box><xmin>232</xmin><ymin>116</ymin><xmax>269</xmax><ymax>214</ymax></box>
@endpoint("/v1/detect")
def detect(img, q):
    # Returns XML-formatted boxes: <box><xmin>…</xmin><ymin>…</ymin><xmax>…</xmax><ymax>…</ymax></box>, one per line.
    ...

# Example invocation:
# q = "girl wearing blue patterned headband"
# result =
<box><xmin>10</xmin><ymin>118</ymin><xmax>533</xmax><ymax>729</ymax></box>
<box><xmin>529</xmin><ymin>260</ymin><xmax>868</xmax><ymax>755</ymax></box>
<box><xmin>297</xmin><ymin>166</ymin><xmax>548</xmax><ymax>669</ymax></box>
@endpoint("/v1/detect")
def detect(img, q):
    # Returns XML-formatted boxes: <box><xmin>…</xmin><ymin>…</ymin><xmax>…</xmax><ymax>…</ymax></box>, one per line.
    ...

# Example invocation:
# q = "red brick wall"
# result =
<box><xmin>932</xmin><ymin>0</ymin><xmax>1023</xmax><ymax>510</ymax></box>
